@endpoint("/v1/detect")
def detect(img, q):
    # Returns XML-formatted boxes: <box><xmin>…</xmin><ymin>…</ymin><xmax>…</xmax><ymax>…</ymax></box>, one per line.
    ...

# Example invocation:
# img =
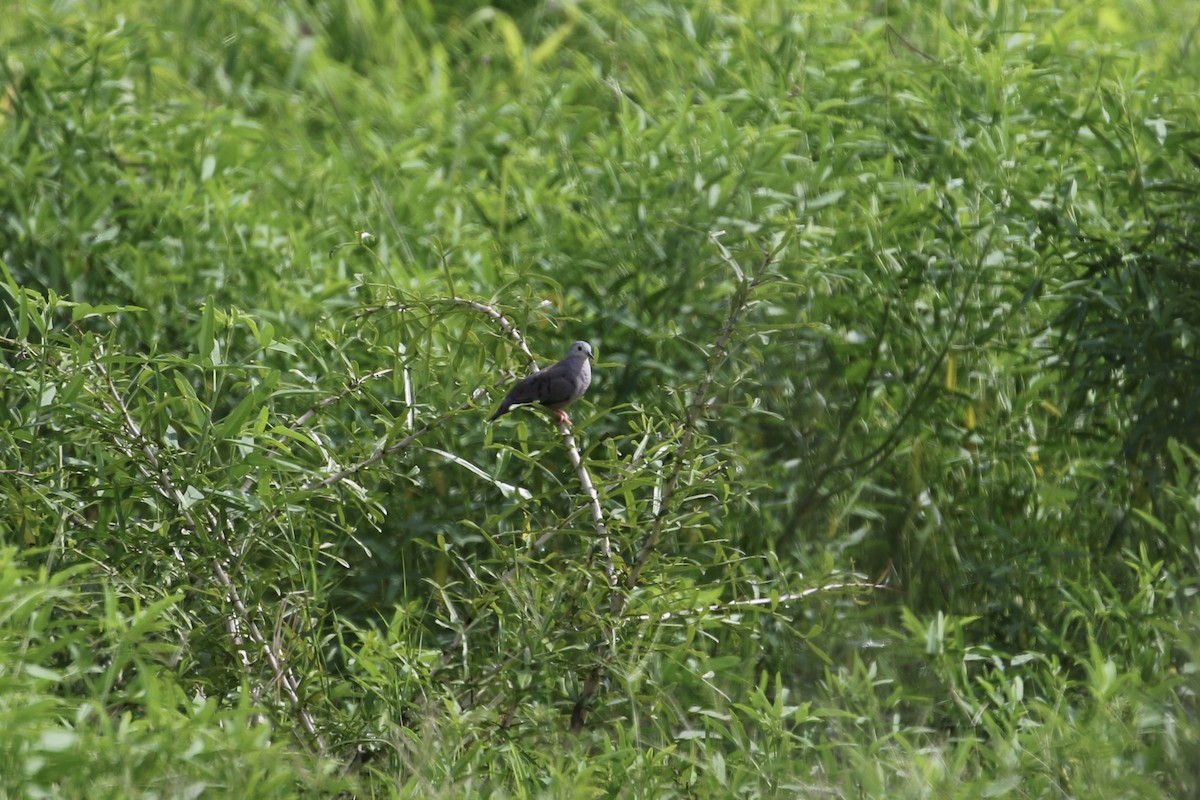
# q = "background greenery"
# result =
<box><xmin>3</xmin><ymin>0</ymin><xmax>1199</xmax><ymax>796</ymax></box>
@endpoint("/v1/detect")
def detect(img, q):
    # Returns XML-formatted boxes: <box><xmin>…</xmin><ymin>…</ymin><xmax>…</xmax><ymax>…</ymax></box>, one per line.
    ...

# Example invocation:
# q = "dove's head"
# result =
<box><xmin>568</xmin><ymin>341</ymin><xmax>594</xmax><ymax>361</ymax></box>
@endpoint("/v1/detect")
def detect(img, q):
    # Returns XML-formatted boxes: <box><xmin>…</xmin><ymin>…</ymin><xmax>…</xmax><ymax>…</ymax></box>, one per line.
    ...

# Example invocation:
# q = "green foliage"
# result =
<box><xmin>0</xmin><ymin>548</ymin><xmax>346</xmax><ymax>797</ymax></box>
<box><xmin>3</xmin><ymin>0</ymin><xmax>1200</xmax><ymax>796</ymax></box>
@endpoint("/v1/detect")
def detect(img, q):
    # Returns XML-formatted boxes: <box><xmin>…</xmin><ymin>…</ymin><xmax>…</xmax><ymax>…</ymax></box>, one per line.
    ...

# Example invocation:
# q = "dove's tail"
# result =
<box><xmin>487</xmin><ymin>403</ymin><xmax>508</xmax><ymax>422</ymax></box>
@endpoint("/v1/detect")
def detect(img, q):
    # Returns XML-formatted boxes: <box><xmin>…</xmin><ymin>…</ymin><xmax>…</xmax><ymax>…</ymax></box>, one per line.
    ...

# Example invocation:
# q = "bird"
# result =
<box><xmin>488</xmin><ymin>341</ymin><xmax>594</xmax><ymax>424</ymax></box>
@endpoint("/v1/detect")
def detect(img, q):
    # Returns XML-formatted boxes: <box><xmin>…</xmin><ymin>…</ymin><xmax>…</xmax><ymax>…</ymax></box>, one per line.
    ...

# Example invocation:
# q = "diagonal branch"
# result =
<box><xmin>551</xmin><ymin>418</ymin><xmax>616</xmax><ymax>589</ymax></box>
<box><xmin>90</xmin><ymin>348</ymin><xmax>327</xmax><ymax>751</ymax></box>
<box><xmin>637</xmin><ymin>579</ymin><xmax>897</xmax><ymax>622</ymax></box>
<box><xmin>304</xmin><ymin>386</ymin><xmax>489</xmax><ymax>491</ymax></box>
<box><xmin>570</xmin><ymin>235</ymin><xmax>777</xmax><ymax>731</ymax></box>
<box><xmin>428</xmin><ymin>301</ymin><xmax>621</xmax><ymax>690</ymax></box>
<box><xmin>625</xmin><ymin>237</ymin><xmax>775</xmax><ymax>595</ymax></box>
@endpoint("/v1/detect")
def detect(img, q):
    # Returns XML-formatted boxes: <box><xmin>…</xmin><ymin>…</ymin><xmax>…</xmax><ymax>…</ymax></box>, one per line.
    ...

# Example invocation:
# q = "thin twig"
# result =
<box><xmin>356</xmin><ymin>297</ymin><xmax>536</xmax><ymax>364</ymax></box>
<box><xmin>626</xmin><ymin>238</ymin><xmax>774</xmax><ymax>592</ymax></box>
<box><xmin>304</xmin><ymin>386</ymin><xmax>489</xmax><ymax>491</ymax></box>
<box><xmin>635</xmin><ymin>581</ymin><xmax>897</xmax><ymax>622</ymax></box>
<box><xmin>271</xmin><ymin>296</ymin><xmax>532</xmax><ymax>495</ymax></box>
<box><xmin>451</xmin><ymin>298</ymin><xmax>536</xmax><ymax>365</ymax></box>
<box><xmin>885</xmin><ymin>23</ymin><xmax>936</xmax><ymax>62</ymax></box>
<box><xmin>785</xmin><ymin>303</ymin><xmax>892</xmax><ymax>525</ymax></box>
<box><xmin>571</xmin><ymin>236</ymin><xmax>776</xmax><ymax>731</ymax></box>
<box><xmin>238</xmin><ymin>367</ymin><xmax>395</xmax><ymax>494</ymax></box>
<box><xmin>315</xmin><ymin>70</ymin><xmax>416</xmax><ymax>268</ymax></box>
<box><xmin>90</xmin><ymin>349</ymin><xmax>327</xmax><ymax>751</ymax></box>
<box><xmin>793</xmin><ymin>222</ymin><xmax>994</xmax><ymax>514</ymax></box>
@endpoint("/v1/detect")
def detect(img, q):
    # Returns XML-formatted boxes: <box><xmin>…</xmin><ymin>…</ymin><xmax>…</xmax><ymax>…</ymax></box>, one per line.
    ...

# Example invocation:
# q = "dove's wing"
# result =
<box><xmin>532</xmin><ymin>363</ymin><xmax>583</xmax><ymax>409</ymax></box>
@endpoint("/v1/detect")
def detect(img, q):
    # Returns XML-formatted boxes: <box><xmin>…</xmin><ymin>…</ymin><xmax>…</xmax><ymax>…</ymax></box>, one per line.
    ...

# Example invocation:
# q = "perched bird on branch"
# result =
<box><xmin>488</xmin><ymin>341</ymin><xmax>594</xmax><ymax>425</ymax></box>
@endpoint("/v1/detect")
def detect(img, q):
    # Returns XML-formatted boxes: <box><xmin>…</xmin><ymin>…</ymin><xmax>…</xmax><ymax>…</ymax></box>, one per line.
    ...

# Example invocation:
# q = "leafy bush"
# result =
<box><xmin>2</xmin><ymin>0</ymin><xmax>1199</xmax><ymax>797</ymax></box>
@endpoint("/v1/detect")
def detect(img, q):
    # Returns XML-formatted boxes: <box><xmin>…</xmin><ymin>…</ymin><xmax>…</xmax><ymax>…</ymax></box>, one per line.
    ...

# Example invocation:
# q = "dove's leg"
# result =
<box><xmin>556</xmin><ymin>409</ymin><xmax>571</xmax><ymax>425</ymax></box>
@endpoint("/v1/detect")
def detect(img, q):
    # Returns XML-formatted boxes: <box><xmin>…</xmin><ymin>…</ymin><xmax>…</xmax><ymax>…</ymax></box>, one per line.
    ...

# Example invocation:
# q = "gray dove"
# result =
<box><xmin>488</xmin><ymin>341</ymin><xmax>594</xmax><ymax>424</ymax></box>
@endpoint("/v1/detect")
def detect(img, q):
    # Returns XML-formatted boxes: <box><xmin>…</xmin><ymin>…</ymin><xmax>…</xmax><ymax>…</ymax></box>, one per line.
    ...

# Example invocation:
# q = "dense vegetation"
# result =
<box><xmin>3</xmin><ymin>0</ymin><xmax>1199</xmax><ymax>796</ymax></box>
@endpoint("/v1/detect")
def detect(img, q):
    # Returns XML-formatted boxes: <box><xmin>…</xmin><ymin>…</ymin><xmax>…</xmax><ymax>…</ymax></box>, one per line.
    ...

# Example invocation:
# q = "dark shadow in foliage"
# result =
<box><xmin>1054</xmin><ymin>134</ymin><xmax>1200</xmax><ymax>549</ymax></box>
